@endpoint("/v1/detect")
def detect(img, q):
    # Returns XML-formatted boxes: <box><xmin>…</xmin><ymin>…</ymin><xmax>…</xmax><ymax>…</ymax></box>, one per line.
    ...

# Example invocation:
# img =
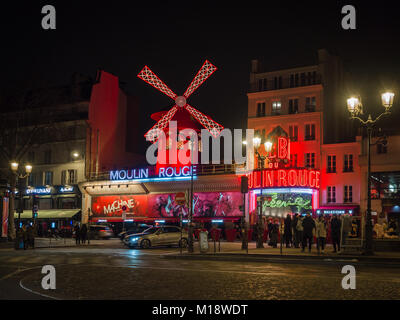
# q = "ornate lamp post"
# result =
<box><xmin>252</xmin><ymin>137</ymin><xmax>272</xmax><ymax>249</ymax></box>
<box><xmin>346</xmin><ymin>92</ymin><xmax>394</xmax><ymax>255</ymax></box>
<box><xmin>10</xmin><ymin>162</ymin><xmax>33</xmax><ymax>233</ymax></box>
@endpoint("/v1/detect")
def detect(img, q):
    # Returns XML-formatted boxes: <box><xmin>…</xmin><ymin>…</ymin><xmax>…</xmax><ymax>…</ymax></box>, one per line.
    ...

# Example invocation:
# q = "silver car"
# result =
<box><xmin>124</xmin><ymin>226</ymin><xmax>188</xmax><ymax>249</ymax></box>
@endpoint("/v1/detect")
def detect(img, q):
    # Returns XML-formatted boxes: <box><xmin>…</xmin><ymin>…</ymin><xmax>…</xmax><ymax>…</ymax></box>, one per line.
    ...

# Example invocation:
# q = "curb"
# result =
<box><xmin>161</xmin><ymin>253</ymin><xmax>400</xmax><ymax>268</ymax></box>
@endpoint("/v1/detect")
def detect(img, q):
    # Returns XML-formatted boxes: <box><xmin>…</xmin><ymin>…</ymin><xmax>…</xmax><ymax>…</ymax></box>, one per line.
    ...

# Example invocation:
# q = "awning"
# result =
<box><xmin>16</xmin><ymin>209</ymin><xmax>80</xmax><ymax>219</ymax></box>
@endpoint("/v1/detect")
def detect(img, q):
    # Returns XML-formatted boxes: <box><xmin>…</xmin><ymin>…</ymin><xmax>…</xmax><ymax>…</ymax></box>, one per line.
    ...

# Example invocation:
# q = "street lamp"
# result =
<box><xmin>346</xmin><ymin>91</ymin><xmax>395</xmax><ymax>255</ymax></box>
<box><xmin>252</xmin><ymin>137</ymin><xmax>272</xmax><ymax>249</ymax></box>
<box><xmin>10</xmin><ymin>161</ymin><xmax>33</xmax><ymax>234</ymax></box>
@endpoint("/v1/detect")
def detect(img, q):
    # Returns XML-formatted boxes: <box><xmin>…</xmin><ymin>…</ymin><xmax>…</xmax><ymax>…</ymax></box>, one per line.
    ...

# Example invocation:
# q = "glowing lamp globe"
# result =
<box><xmin>347</xmin><ymin>97</ymin><xmax>361</xmax><ymax>115</ymax></box>
<box><xmin>381</xmin><ymin>92</ymin><xmax>394</xmax><ymax>109</ymax></box>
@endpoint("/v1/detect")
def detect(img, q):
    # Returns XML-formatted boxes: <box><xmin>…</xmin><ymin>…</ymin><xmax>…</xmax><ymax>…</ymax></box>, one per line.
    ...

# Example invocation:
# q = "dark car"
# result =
<box><xmin>118</xmin><ymin>224</ymin><xmax>151</xmax><ymax>240</ymax></box>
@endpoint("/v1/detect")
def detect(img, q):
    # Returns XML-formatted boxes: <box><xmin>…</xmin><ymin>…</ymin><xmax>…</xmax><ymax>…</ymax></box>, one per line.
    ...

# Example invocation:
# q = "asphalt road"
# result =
<box><xmin>0</xmin><ymin>240</ymin><xmax>400</xmax><ymax>300</ymax></box>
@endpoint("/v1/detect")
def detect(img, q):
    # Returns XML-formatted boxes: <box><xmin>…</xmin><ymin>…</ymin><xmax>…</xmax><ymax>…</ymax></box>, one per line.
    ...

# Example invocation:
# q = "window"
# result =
<box><xmin>256</xmin><ymin>102</ymin><xmax>266</xmax><ymax>117</ymax></box>
<box><xmin>305</xmin><ymin>97</ymin><xmax>316</xmax><ymax>112</ymax></box>
<box><xmin>272</xmin><ymin>101</ymin><xmax>281</xmax><ymax>114</ymax></box>
<box><xmin>44</xmin><ymin>171</ymin><xmax>53</xmax><ymax>185</ymax></box>
<box><xmin>307</xmin><ymin>72</ymin><xmax>312</xmax><ymax>85</ymax></box>
<box><xmin>327</xmin><ymin>186</ymin><xmax>336</xmax><ymax>203</ymax></box>
<box><xmin>39</xmin><ymin>198</ymin><xmax>52</xmax><ymax>210</ymax></box>
<box><xmin>295</xmin><ymin>74</ymin><xmax>299</xmax><ymax>87</ymax></box>
<box><xmin>377</xmin><ymin>143</ymin><xmax>387</xmax><ymax>154</ymax></box>
<box><xmin>300</xmin><ymin>73</ymin><xmax>306</xmax><ymax>86</ymax></box>
<box><xmin>289</xmin><ymin>125</ymin><xmax>298</xmax><ymax>142</ymax></box>
<box><xmin>59</xmin><ymin>198</ymin><xmax>76</xmax><ymax>209</ymax></box>
<box><xmin>344</xmin><ymin>154</ymin><xmax>354</xmax><ymax>172</ymax></box>
<box><xmin>44</xmin><ymin>150</ymin><xmax>52</xmax><ymax>164</ymax></box>
<box><xmin>68</xmin><ymin>169</ymin><xmax>77</xmax><ymax>184</ymax></box>
<box><xmin>290</xmin><ymin>154</ymin><xmax>298</xmax><ymax>167</ymax></box>
<box><xmin>61</xmin><ymin>170</ymin><xmax>66</xmax><ymax>185</ymax></box>
<box><xmin>344</xmin><ymin>185</ymin><xmax>353</xmax><ymax>203</ymax></box>
<box><xmin>28</xmin><ymin>173</ymin><xmax>35</xmax><ymax>186</ymax></box>
<box><xmin>258</xmin><ymin>79</ymin><xmax>267</xmax><ymax>91</ymax></box>
<box><xmin>327</xmin><ymin>155</ymin><xmax>336</xmax><ymax>173</ymax></box>
<box><xmin>305</xmin><ymin>153</ymin><xmax>315</xmax><ymax>168</ymax></box>
<box><xmin>290</xmin><ymin>74</ymin><xmax>294</xmax><ymax>87</ymax></box>
<box><xmin>312</xmin><ymin>71</ymin><xmax>317</xmax><ymax>84</ymax></box>
<box><xmin>289</xmin><ymin>99</ymin><xmax>298</xmax><ymax>114</ymax></box>
<box><xmin>305</xmin><ymin>124</ymin><xmax>315</xmax><ymax>140</ymax></box>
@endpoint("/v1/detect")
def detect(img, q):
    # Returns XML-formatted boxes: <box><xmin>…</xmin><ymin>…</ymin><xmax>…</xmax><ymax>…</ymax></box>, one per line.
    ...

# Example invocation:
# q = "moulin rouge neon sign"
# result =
<box><xmin>248</xmin><ymin>169</ymin><xmax>320</xmax><ymax>189</ymax></box>
<box><xmin>110</xmin><ymin>166</ymin><xmax>197</xmax><ymax>181</ymax></box>
<box><xmin>248</xmin><ymin>135</ymin><xmax>320</xmax><ymax>189</ymax></box>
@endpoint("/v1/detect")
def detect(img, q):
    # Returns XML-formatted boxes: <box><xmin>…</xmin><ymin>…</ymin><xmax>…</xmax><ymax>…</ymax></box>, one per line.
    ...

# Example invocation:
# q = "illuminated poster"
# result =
<box><xmin>91</xmin><ymin>195</ymin><xmax>148</xmax><ymax>217</ymax></box>
<box><xmin>148</xmin><ymin>192</ymin><xmax>243</xmax><ymax>218</ymax></box>
<box><xmin>260</xmin><ymin>192</ymin><xmax>312</xmax><ymax>217</ymax></box>
<box><xmin>91</xmin><ymin>192</ymin><xmax>243</xmax><ymax>218</ymax></box>
<box><xmin>2</xmin><ymin>198</ymin><xmax>9</xmax><ymax>238</ymax></box>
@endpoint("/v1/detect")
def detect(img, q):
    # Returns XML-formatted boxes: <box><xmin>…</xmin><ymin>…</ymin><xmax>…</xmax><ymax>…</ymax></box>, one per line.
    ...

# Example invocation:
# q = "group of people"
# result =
<box><xmin>73</xmin><ymin>223</ymin><xmax>88</xmax><ymax>245</ymax></box>
<box><xmin>265</xmin><ymin>212</ymin><xmax>352</xmax><ymax>253</ymax></box>
<box><xmin>15</xmin><ymin>224</ymin><xmax>35</xmax><ymax>250</ymax></box>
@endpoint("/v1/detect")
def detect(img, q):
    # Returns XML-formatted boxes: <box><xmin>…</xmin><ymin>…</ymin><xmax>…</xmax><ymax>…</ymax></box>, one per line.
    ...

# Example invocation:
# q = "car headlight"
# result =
<box><xmin>130</xmin><ymin>237</ymin><xmax>140</xmax><ymax>242</ymax></box>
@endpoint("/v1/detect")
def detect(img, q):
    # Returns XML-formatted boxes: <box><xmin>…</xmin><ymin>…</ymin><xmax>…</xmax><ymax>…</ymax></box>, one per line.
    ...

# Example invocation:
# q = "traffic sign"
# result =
<box><xmin>175</xmin><ymin>192</ymin><xmax>186</xmax><ymax>205</ymax></box>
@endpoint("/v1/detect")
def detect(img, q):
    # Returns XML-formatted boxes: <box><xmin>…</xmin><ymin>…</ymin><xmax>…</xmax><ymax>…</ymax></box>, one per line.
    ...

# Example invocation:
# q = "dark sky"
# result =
<box><xmin>1</xmin><ymin>1</ymin><xmax>400</xmax><ymax>140</ymax></box>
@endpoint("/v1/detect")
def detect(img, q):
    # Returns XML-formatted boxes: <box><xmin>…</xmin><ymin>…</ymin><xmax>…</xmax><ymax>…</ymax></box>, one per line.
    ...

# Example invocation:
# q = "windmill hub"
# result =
<box><xmin>175</xmin><ymin>96</ymin><xmax>187</xmax><ymax>107</ymax></box>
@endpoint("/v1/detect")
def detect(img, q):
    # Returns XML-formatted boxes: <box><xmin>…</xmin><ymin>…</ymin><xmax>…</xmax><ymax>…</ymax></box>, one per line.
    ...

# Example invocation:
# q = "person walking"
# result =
<box><xmin>301</xmin><ymin>213</ymin><xmax>316</xmax><ymax>253</ymax></box>
<box><xmin>21</xmin><ymin>224</ymin><xmax>28</xmax><ymax>250</ymax></box>
<box><xmin>74</xmin><ymin>223</ymin><xmax>81</xmax><ymax>245</ymax></box>
<box><xmin>331</xmin><ymin>214</ymin><xmax>341</xmax><ymax>253</ymax></box>
<box><xmin>342</xmin><ymin>213</ymin><xmax>352</xmax><ymax>247</ymax></box>
<box><xmin>283</xmin><ymin>214</ymin><xmax>292</xmax><ymax>248</ymax></box>
<box><xmin>80</xmin><ymin>224</ymin><xmax>88</xmax><ymax>244</ymax></box>
<box><xmin>315</xmin><ymin>215</ymin><xmax>327</xmax><ymax>254</ymax></box>
<box><xmin>291</xmin><ymin>213</ymin><xmax>299</xmax><ymax>248</ymax></box>
<box><xmin>269</xmin><ymin>220</ymin><xmax>279</xmax><ymax>248</ymax></box>
<box><xmin>27</xmin><ymin>224</ymin><xmax>35</xmax><ymax>249</ymax></box>
<box><xmin>296</xmin><ymin>214</ymin><xmax>304</xmax><ymax>249</ymax></box>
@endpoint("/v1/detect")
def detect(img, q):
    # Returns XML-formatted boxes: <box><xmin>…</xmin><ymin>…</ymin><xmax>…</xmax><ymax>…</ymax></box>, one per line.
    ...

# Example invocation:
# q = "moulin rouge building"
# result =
<box><xmin>79</xmin><ymin>52</ymin><xmax>361</xmax><ymax>234</ymax></box>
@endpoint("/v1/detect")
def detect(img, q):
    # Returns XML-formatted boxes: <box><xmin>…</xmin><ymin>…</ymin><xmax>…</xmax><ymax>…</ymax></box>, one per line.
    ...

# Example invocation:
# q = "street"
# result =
<box><xmin>0</xmin><ymin>240</ymin><xmax>400</xmax><ymax>300</ymax></box>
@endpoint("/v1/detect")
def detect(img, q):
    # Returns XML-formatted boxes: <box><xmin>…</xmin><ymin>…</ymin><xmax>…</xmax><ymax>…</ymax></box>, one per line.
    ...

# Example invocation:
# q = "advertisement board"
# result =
<box><xmin>91</xmin><ymin>192</ymin><xmax>244</xmax><ymax>219</ymax></box>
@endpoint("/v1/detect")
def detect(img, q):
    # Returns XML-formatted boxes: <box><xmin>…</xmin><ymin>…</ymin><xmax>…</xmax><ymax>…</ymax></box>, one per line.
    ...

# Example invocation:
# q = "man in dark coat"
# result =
<box><xmin>330</xmin><ymin>214</ymin><xmax>341</xmax><ymax>253</ymax></box>
<box><xmin>283</xmin><ymin>214</ymin><xmax>292</xmax><ymax>248</ymax></box>
<box><xmin>80</xmin><ymin>224</ymin><xmax>88</xmax><ymax>244</ymax></box>
<box><xmin>74</xmin><ymin>224</ymin><xmax>81</xmax><ymax>245</ymax></box>
<box><xmin>301</xmin><ymin>213</ymin><xmax>316</xmax><ymax>252</ymax></box>
<box><xmin>291</xmin><ymin>213</ymin><xmax>299</xmax><ymax>248</ymax></box>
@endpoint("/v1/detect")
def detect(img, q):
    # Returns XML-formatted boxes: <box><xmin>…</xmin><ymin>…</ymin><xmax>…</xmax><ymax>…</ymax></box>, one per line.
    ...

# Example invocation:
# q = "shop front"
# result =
<box><xmin>79</xmin><ymin>165</ymin><xmax>244</xmax><ymax>237</ymax></box>
<box><xmin>247</xmin><ymin>168</ymin><xmax>320</xmax><ymax>220</ymax></box>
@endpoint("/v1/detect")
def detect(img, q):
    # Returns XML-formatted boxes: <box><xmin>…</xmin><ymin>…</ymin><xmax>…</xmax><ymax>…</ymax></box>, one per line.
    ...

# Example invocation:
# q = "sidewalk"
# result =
<box><xmin>0</xmin><ymin>237</ymin><xmax>107</xmax><ymax>250</ymax></box>
<box><xmin>164</xmin><ymin>241</ymin><xmax>400</xmax><ymax>266</ymax></box>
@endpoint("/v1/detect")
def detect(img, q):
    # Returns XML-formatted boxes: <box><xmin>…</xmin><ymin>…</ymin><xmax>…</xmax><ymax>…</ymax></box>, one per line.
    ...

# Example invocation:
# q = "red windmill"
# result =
<box><xmin>138</xmin><ymin>60</ymin><xmax>224</xmax><ymax>143</ymax></box>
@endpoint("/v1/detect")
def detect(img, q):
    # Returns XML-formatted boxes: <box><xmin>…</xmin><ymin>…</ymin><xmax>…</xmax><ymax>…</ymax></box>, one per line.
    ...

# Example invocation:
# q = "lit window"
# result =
<box><xmin>272</xmin><ymin>101</ymin><xmax>281</xmax><ymax>114</ymax></box>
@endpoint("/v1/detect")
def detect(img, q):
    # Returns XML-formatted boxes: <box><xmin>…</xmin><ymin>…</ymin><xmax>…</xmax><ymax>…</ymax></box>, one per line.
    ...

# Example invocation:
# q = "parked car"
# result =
<box><xmin>124</xmin><ymin>226</ymin><xmax>188</xmax><ymax>249</ymax></box>
<box><xmin>118</xmin><ymin>224</ymin><xmax>151</xmax><ymax>240</ymax></box>
<box><xmin>89</xmin><ymin>225</ymin><xmax>114</xmax><ymax>239</ymax></box>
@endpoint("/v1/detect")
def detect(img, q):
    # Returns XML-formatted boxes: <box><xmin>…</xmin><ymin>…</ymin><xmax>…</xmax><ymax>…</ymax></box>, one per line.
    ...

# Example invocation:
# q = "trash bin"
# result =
<box><xmin>199</xmin><ymin>230</ymin><xmax>209</xmax><ymax>253</ymax></box>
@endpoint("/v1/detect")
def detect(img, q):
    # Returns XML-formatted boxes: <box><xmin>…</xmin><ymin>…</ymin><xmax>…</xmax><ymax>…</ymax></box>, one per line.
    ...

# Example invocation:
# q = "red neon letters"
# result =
<box><xmin>247</xmin><ymin>169</ymin><xmax>320</xmax><ymax>189</ymax></box>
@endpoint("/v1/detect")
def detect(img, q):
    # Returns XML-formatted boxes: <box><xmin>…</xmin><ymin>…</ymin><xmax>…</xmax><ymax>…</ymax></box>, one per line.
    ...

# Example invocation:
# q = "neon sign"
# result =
<box><xmin>60</xmin><ymin>186</ymin><xmax>74</xmax><ymax>193</ymax></box>
<box><xmin>247</xmin><ymin>169</ymin><xmax>320</xmax><ymax>189</ymax></box>
<box><xmin>110</xmin><ymin>166</ymin><xmax>196</xmax><ymax>181</ymax></box>
<box><xmin>26</xmin><ymin>187</ymin><xmax>52</xmax><ymax>195</ymax></box>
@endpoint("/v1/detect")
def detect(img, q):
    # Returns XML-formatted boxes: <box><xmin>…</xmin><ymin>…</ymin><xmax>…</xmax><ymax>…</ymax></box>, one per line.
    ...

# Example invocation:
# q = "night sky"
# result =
<box><xmin>1</xmin><ymin>1</ymin><xmax>400</xmax><ymax>141</ymax></box>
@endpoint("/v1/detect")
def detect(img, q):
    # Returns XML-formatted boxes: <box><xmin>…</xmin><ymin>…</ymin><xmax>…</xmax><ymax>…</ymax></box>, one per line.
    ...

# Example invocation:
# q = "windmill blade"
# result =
<box><xmin>144</xmin><ymin>105</ymin><xmax>179</xmax><ymax>142</ymax></box>
<box><xmin>183</xmin><ymin>60</ymin><xmax>217</xmax><ymax>99</ymax></box>
<box><xmin>185</xmin><ymin>104</ymin><xmax>224</xmax><ymax>138</ymax></box>
<box><xmin>138</xmin><ymin>66</ymin><xmax>177</xmax><ymax>100</ymax></box>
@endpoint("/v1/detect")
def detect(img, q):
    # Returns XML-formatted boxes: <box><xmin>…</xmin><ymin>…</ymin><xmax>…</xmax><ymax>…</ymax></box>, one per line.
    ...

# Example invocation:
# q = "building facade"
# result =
<box><xmin>247</xmin><ymin>49</ymin><xmax>360</xmax><ymax>218</ymax></box>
